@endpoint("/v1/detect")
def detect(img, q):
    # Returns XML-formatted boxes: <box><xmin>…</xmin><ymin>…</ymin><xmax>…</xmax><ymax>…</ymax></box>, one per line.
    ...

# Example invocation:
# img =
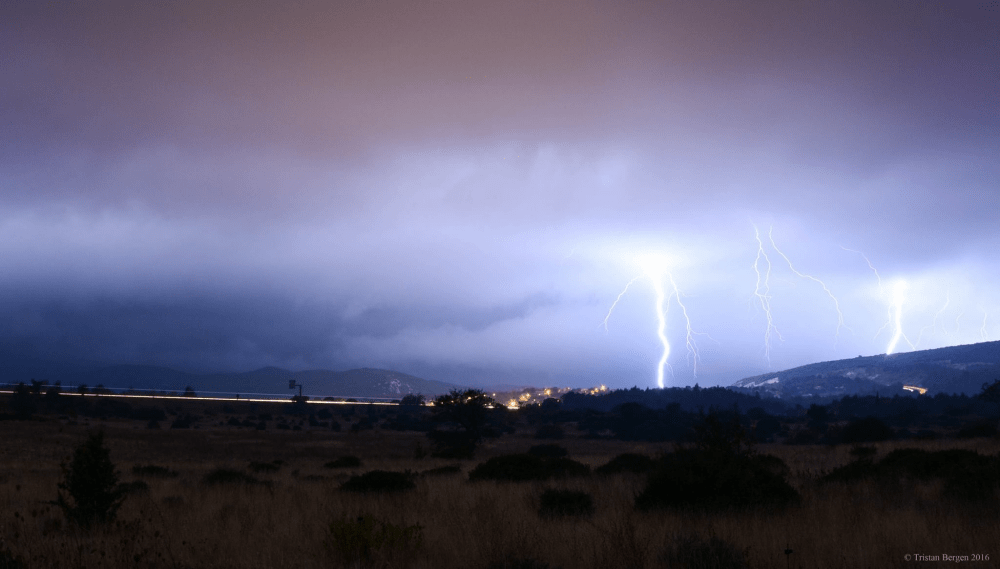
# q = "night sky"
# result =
<box><xmin>3</xmin><ymin>1</ymin><xmax>998</xmax><ymax>389</ymax></box>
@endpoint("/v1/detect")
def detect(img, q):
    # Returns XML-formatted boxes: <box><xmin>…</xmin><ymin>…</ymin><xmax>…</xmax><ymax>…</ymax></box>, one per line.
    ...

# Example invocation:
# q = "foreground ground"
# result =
<box><xmin>1</xmin><ymin>416</ymin><xmax>998</xmax><ymax>569</ymax></box>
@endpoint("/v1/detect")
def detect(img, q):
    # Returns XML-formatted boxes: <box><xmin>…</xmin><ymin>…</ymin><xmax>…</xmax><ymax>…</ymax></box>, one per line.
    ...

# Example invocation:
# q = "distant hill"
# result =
<box><xmin>731</xmin><ymin>341</ymin><xmax>1000</xmax><ymax>398</ymax></box>
<box><xmin>2</xmin><ymin>362</ymin><xmax>466</xmax><ymax>399</ymax></box>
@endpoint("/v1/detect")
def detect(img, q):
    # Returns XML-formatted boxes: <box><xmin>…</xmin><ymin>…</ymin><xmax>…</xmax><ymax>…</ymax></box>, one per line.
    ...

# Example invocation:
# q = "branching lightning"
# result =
<box><xmin>602</xmin><ymin>275</ymin><xmax>643</xmax><ymax>333</ymax></box>
<box><xmin>841</xmin><ymin>247</ymin><xmax>883</xmax><ymax>295</ymax></box>
<box><xmin>885</xmin><ymin>279</ymin><xmax>914</xmax><ymax>355</ymax></box>
<box><xmin>915</xmin><ymin>294</ymin><xmax>950</xmax><ymax>348</ymax></box>
<box><xmin>750</xmin><ymin>226</ymin><xmax>782</xmax><ymax>366</ymax></box>
<box><xmin>602</xmin><ymin>253</ymin><xmax>703</xmax><ymax>389</ymax></box>
<box><xmin>980</xmin><ymin>309</ymin><xmax>990</xmax><ymax>342</ymax></box>
<box><xmin>767</xmin><ymin>228</ymin><xmax>850</xmax><ymax>342</ymax></box>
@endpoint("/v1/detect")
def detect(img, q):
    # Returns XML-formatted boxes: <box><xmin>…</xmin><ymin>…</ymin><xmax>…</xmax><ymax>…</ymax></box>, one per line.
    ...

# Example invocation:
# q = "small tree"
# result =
<box><xmin>427</xmin><ymin>389</ymin><xmax>497</xmax><ymax>457</ymax></box>
<box><xmin>55</xmin><ymin>431</ymin><xmax>126</xmax><ymax>529</ymax></box>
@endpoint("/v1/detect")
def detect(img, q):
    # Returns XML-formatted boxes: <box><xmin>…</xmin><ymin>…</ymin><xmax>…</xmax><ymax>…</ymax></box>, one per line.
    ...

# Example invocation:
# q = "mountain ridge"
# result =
<box><xmin>731</xmin><ymin>340</ymin><xmax>1000</xmax><ymax>398</ymax></box>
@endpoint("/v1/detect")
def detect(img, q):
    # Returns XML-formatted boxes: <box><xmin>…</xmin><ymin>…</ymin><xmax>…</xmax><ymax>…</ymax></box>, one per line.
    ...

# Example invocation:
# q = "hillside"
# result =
<box><xmin>731</xmin><ymin>341</ymin><xmax>1000</xmax><ymax>398</ymax></box>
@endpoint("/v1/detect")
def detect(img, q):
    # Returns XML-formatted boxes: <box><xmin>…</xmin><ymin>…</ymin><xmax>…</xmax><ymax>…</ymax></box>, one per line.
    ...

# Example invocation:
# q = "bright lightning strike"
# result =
<box><xmin>885</xmin><ymin>279</ymin><xmax>913</xmax><ymax>355</ymax></box>
<box><xmin>603</xmin><ymin>252</ymin><xmax>702</xmax><ymax>389</ymax></box>
<box><xmin>750</xmin><ymin>225</ymin><xmax>782</xmax><ymax>366</ymax></box>
<box><xmin>768</xmin><ymin>228</ymin><xmax>850</xmax><ymax>341</ymax></box>
<box><xmin>980</xmin><ymin>309</ymin><xmax>990</xmax><ymax>342</ymax></box>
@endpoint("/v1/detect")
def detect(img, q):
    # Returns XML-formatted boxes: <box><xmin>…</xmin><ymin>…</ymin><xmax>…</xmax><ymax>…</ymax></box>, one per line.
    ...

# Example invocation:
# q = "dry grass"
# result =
<box><xmin>1</xmin><ymin>419</ymin><xmax>999</xmax><ymax>568</ymax></box>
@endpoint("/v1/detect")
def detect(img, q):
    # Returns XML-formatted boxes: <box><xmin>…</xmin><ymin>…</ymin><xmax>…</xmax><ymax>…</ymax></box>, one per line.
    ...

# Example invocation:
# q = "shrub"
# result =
<box><xmin>324</xmin><ymin>456</ymin><xmax>362</xmax><ymax>468</ymax></box>
<box><xmin>468</xmin><ymin>454</ymin><xmax>589</xmax><ymax>482</ymax></box>
<box><xmin>131</xmin><ymin>464</ymin><xmax>179</xmax><ymax>478</ymax></box>
<box><xmin>341</xmin><ymin>471</ymin><xmax>416</xmax><ymax>493</ymax></box>
<box><xmin>840</xmin><ymin>417</ymin><xmax>893</xmax><ymax>443</ymax></box>
<box><xmin>421</xmin><ymin>465</ymin><xmax>462</xmax><ymax>476</ymax></box>
<box><xmin>527</xmin><ymin>444</ymin><xmax>568</xmax><ymax>458</ymax></box>
<box><xmin>55</xmin><ymin>431</ymin><xmax>127</xmax><ymax>529</ymax></box>
<box><xmin>326</xmin><ymin>515</ymin><xmax>423</xmax><ymax>568</ymax></box>
<box><xmin>248</xmin><ymin>460</ymin><xmax>282</xmax><ymax>473</ymax></box>
<box><xmin>957</xmin><ymin>422</ymin><xmax>998</xmax><ymax>439</ymax></box>
<box><xmin>118</xmin><ymin>480</ymin><xmax>150</xmax><ymax>495</ymax></box>
<box><xmin>595</xmin><ymin>453</ymin><xmax>656</xmax><ymax>475</ymax></box>
<box><xmin>533</xmin><ymin>424</ymin><xmax>564</xmax><ymax>439</ymax></box>
<box><xmin>538</xmin><ymin>489</ymin><xmax>594</xmax><ymax>518</ymax></box>
<box><xmin>822</xmin><ymin>448</ymin><xmax>1000</xmax><ymax>500</ymax></box>
<box><xmin>659</xmin><ymin>534</ymin><xmax>749</xmax><ymax>569</ymax></box>
<box><xmin>636</xmin><ymin>450</ymin><xmax>798</xmax><ymax>512</ymax></box>
<box><xmin>202</xmin><ymin>468</ymin><xmax>262</xmax><ymax>486</ymax></box>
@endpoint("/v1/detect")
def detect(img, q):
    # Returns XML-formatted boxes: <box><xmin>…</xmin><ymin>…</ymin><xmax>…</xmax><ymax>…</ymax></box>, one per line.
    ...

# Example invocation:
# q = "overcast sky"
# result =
<box><xmin>3</xmin><ymin>1</ymin><xmax>998</xmax><ymax>389</ymax></box>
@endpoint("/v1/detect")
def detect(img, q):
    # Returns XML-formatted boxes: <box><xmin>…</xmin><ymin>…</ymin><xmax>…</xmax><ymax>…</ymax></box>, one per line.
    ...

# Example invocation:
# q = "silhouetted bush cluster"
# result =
<box><xmin>324</xmin><ymin>456</ymin><xmax>362</xmax><ymax>468</ymax></box>
<box><xmin>421</xmin><ymin>465</ymin><xmax>462</xmax><ymax>476</ymax></box>
<box><xmin>538</xmin><ymin>489</ymin><xmax>594</xmax><ymax>518</ymax></box>
<box><xmin>468</xmin><ymin>454</ymin><xmax>589</xmax><ymax>482</ymax></box>
<box><xmin>341</xmin><ymin>470</ymin><xmax>416</xmax><ymax>493</ymax></box>
<box><xmin>822</xmin><ymin>448</ymin><xmax>1000</xmax><ymax>500</ymax></box>
<box><xmin>594</xmin><ymin>453</ymin><xmax>656</xmax><ymax>475</ymax></box>
<box><xmin>248</xmin><ymin>460</ymin><xmax>282</xmax><ymax>473</ymax></box>
<box><xmin>636</xmin><ymin>413</ymin><xmax>799</xmax><ymax>512</ymax></box>
<box><xmin>526</xmin><ymin>444</ymin><xmax>568</xmax><ymax>458</ymax></box>
<box><xmin>838</xmin><ymin>417</ymin><xmax>894</xmax><ymax>443</ymax></box>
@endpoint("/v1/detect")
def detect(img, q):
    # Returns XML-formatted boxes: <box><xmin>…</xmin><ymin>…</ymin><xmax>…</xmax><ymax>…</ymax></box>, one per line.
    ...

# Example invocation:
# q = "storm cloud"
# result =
<box><xmin>3</xmin><ymin>1</ymin><xmax>998</xmax><ymax>388</ymax></box>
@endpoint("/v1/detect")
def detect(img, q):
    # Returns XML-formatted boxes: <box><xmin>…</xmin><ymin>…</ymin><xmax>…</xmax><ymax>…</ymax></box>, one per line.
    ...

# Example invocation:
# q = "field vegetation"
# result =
<box><xmin>1</xmin><ymin>388</ymin><xmax>999</xmax><ymax>568</ymax></box>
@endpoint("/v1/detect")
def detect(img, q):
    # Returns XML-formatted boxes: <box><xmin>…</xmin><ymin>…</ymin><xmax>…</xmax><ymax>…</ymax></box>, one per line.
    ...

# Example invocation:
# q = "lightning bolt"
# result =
<box><xmin>601</xmin><ymin>275</ymin><xmax>643</xmax><ymax>333</ymax></box>
<box><xmin>751</xmin><ymin>225</ymin><xmax>782</xmax><ymax>366</ymax></box>
<box><xmin>914</xmin><ymin>294</ymin><xmax>950</xmax><ymax>348</ymax></box>
<box><xmin>768</xmin><ymin>228</ymin><xmax>849</xmax><ymax>342</ymax></box>
<box><xmin>603</xmin><ymin>253</ymin><xmax>704</xmax><ymax>388</ymax></box>
<box><xmin>841</xmin><ymin>246</ymin><xmax>883</xmax><ymax>295</ymax></box>
<box><xmin>954</xmin><ymin>311</ymin><xmax>965</xmax><ymax>336</ymax></box>
<box><xmin>981</xmin><ymin>309</ymin><xmax>990</xmax><ymax>342</ymax></box>
<box><xmin>885</xmin><ymin>279</ymin><xmax>914</xmax><ymax>355</ymax></box>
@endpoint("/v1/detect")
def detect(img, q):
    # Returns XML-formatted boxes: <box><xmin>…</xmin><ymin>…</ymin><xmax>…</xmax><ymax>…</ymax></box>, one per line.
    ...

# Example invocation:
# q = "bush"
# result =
<box><xmin>840</xmin><ymin>417</ymin><xmax>893</xmax><ymax>443</ymax></box>
<box><xmin>324</xmin><ymin>456</ymin><xmax>362</xmax><ymax>468</ymax></box>
<box><xmin>55</xmin><ymin>431</ymin><xmax>127</xmax><ymax>529</ymax></box>
<box><xmin>533</xmin><ymin>424</ymin><xmax>564</xmax><ymax>439</ymax></box>
<box><xmin>131</xmin><ymin>464</ymin><xmax>179</xmax><ymax>478</ymax></box>
<box><xmin>468</xmin><ymin>454</ymin><xmax>589</xmax><ymax>482</ymax></box>
<box><xmin>202</xmin><ymin>468</ymin><xmax>262</xmax><ymax>486</ymax></box>
<box><xmin>538</xmin><ymin>489</ymin><xmax>594</xmax><ymax>518</ymax></box>
<box><xmin>248</xmin><ymin>460</ymin><xmax>282</xmax><ymax>473</ymax></box>
<box><xmin>595</xmin><ymin>453</ymin><xmax>656</xmax><ymax>475</ymax></box>
<box><xmin>821</xmin><ymin>448</ymin><xmax>1000</xmax><ymax>500</ymax></box>
<box><xmin>341</xmin><ymin>471</ymin><xmax>416</xmax><ymax>493</ymax></box>
<box><xmin>659</xmin><ymin>534</ymin><xmax>749</xmax><ymax>569</ymax></box>
<box><xmin>118</xmin><ymin>480</ymin><xmax>150</xmax><ymax>495</ymax></box>
<box><xmin>421</xmin><ymin>465</ymin><xmax>462</xmax><ymax>476</ymax></box>
<box><xmin>957</xmin><ymin>422</ymin><xmax>998</xmax><ymax>439</ymax></box>
<box><xmin>636</xmin><ymin>450</ymin><xmax>798</xmax><ymax>512</ymax></box>
<box><xmin>527</xmin><ymin>444</ymin><xmax>568</xmax><ymax>458</ymax></box>
<box><xmin>326</xmin><ymin>515</ymin><xmax>423</xmax><ymax>568</ymax></box>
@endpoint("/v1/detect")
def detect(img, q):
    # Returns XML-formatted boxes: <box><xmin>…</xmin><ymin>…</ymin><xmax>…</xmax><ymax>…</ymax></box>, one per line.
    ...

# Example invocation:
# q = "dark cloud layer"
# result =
<box><xmin>2</xmin><ymin>1</ymin><xmax>998</xmax><ymax>388</ymax></box>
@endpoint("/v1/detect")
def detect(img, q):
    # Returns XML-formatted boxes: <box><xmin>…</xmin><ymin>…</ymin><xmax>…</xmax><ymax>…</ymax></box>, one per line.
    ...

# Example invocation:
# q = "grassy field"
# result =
<box><xmin>1</xmin><ymin>416</ymin><xmax>998</xmax><ymax>568</ymax></box>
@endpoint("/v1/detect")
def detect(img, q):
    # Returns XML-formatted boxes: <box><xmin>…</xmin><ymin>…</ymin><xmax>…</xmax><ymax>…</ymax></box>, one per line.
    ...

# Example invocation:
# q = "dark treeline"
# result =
<box><xmin>4</xmin><ymin>378</ymin><xmax>1000</xmax><ymax>447</ymax></box>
